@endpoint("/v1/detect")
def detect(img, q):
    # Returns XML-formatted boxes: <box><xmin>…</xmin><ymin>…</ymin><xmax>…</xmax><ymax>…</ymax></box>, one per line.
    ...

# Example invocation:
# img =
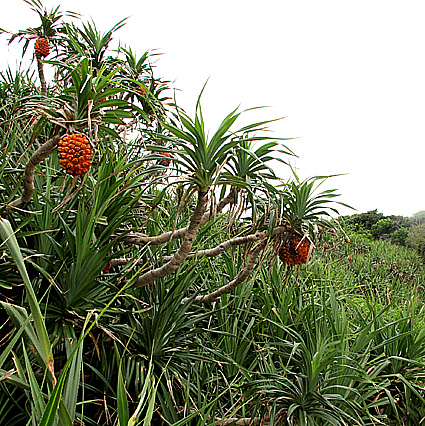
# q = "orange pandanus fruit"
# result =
<box><xmin>57</xmin><ymin>134</ymin><xmax>93</xmax><ymax>176</ymax></box>
<box><xmin>160</xmin><ymin>152</ymin><xmax>171</xmax><ymax>166</ymax></box>
<box><xmin>35</xmin><ymin>37</ymin><xmax>50</xmax><ymax>58</ymax></box>
<box><xmin>279</xmin><ymin>234</ymin><xmax>311</xmax><ymax>265</ymax></box>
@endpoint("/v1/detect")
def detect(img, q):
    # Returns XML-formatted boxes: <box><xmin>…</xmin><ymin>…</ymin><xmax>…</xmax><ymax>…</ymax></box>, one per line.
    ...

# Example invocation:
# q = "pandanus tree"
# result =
<box><xmin>0</xmin><ymin>2</ymin><xmax>349</xmax><ymax>425</ymax></box>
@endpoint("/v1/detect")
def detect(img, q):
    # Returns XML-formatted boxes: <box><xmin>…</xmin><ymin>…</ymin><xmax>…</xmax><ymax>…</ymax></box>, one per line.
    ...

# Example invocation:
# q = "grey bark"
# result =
<box><xmin>163</xmin><ymin>226</ymin><xmax>288</xmax><ymax>262</ymax></box>
<box><xmin>188</xmin><ymin>238</ymin><xmax>268</xmax><ymax>303</ymax></box>
<box><xmin>131</xmin><ymin>191</ymin><xmax>208</xmax><ymax>288</ymax></box>
<box><xmin>5</xmin><ymin>133</ymin><xmax>62</xmax><ymax>213</ymax></box>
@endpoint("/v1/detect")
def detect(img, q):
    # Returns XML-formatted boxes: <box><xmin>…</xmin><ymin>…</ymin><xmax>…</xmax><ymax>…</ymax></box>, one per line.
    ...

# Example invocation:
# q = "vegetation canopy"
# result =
<box><xmin>1</xmin><ymin>2</ymin><xmax>424</xmax><ymax>426</ymax></box>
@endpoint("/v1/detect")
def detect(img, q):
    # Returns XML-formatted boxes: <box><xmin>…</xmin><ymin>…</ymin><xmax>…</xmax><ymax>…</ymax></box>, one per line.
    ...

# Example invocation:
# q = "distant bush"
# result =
<box><xmin>412</xmin><ymin>211</ymin><xmax>425</xmax><ymax>226</ymax></box>
<box><xmin>341</xmin><ymin>209</ymin><xmax>425</xmax><ymax>254</ymax></box>
<box><xmin>341</xmin><ymin>209</ymin><xmax>383</xmax><ymax>232</ymax></box>
<box><xmin>371</xmin><ymin>217</ymin><xmax>398</xmax><ymax>240</ymax></box>
<box><xmin>390</xmin><ymin>227</ymin><xmax>409</xmax><ymax>246</ymax></box>
<box><xmin>406</xmin><ymin>224</ymin><xmax>425</xmax><ymax>260</ymax></box>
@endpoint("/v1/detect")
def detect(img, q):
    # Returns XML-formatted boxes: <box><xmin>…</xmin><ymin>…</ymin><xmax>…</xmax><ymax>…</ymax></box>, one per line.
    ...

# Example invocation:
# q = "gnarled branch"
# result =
<box><xmin>187</xmin><ymin>237</ymin><xmax>268</xmax><ymax>304</ymax></box>
<box><xmin>131</xmin><ymin>191</ymin><xmax>209</xmax><ymax>288</ymax></box>
<box><xmin>5</xmin><ymin>133</ymin><xmax>62</xmax><ymax>213</ymax></box>
<box><xmin>110</xmin><ymin>226</ymin><xmax>288</xmax><ymax>268</ymax></box>
<box><xmin>163</xmin><ymin>226</ymin><xmax>288</xmax><ymax>261</ymax></box>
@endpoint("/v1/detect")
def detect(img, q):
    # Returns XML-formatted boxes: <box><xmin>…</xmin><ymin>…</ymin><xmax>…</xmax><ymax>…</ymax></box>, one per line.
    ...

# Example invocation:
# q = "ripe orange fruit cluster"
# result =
<box><xmin>35</xmin><ymin>38</ymin><xmax>50</xmax><ymax>58</ymax></box>
<box><xmin>279</xmin><ymin>234</ymin><xmax>311</xmax><ymax>265</ymax></box>
<box><xmin>57</xmin><ymin>134</ymin><xmax>93</xmax><ymax>176</ymax></box>
<box><xmin>160</xmin><ymin>152</ymin><xmax>171</xmax><ymax>166</ymax></box>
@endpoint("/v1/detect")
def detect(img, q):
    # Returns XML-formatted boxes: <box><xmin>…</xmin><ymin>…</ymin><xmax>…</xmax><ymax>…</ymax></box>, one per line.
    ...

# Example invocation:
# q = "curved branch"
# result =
<box><xmin>110</xmin><ymin>227</ymin><xmax>288</xmax><ymax>268</ymax></box>
<box><xmin>5</xmin><ymin>133</ymin><xmax>62</xmax><ymax>213</ymax></box>
<box><xmin>187</xmin><ymin>238</ymin><xmax>268</xmax><ymax>304</ymax></box>
<box><xmin>121</xmin><ymin>190</ymin><xmax>236</xmax><ymax>246</ymax></box>
<box><xmin>123</xmin><ymin>227</ymin><xmax>186</xmax><ymax>246</ymax></box>
<box><xmin>163</xmin><ymin>226</ymin><xmax>288</xmax><ymax>261</ymax></box>
<box><xmin>109</xmin><ymin>258</ymin><xmax>145</xmax><ymax>267</ymax></box>
<box><xmin>131</xmin><ymin>191</ymin><xmax>209</xmax><ymax>288</ymax></box>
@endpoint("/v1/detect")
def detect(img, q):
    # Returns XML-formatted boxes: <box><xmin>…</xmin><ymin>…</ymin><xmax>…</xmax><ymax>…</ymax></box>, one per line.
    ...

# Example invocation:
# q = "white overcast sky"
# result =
<box><xmin>2</xmin><ymin>0</ymin><xmax>425</xmax><ymax>217</ymax></box>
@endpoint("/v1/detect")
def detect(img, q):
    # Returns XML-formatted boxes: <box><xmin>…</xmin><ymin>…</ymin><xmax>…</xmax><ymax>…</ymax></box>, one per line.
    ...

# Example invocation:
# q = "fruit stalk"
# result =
<box><xmin>36</xmin><ymin>55</ymin><xmax>47</xmax><ymax>97</ymax></box>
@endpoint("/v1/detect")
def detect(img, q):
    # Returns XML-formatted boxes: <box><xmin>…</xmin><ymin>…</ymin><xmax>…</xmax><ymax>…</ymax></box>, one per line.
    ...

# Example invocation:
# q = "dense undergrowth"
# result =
<box><xmin>2</xmin><ymin>218</ymin><xmax>425</xmax><ymax>425</ymax></box>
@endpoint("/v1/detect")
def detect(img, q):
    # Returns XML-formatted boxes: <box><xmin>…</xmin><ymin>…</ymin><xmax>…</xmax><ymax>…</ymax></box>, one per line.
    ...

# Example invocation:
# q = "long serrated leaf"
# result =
<box><xmin>117</xmin><ymin>364</ymin><xmax>129</xmax><ymax>426</ymax></box>
<box><xmin>22</xmin><ymin>340</ymin><xmax>45</xmax><ymax>422</ymax></box>
<box><xmin>62</xmin><ymin>325</ymin><xmax>83</xmax><ymax>423</ymax></box>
